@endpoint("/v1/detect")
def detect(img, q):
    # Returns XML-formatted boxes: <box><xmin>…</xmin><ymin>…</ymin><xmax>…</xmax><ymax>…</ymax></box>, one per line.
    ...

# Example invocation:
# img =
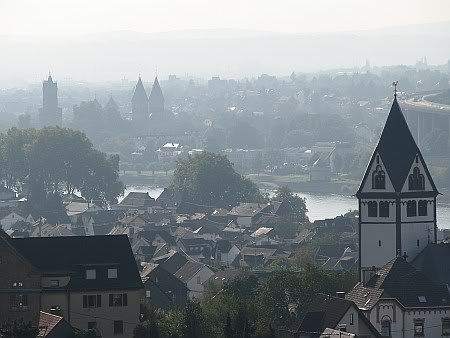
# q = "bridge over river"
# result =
<box><xmin>403</xmin><ymin>91</ymin><xmax>450</xmax><ymax>151</ymax></box>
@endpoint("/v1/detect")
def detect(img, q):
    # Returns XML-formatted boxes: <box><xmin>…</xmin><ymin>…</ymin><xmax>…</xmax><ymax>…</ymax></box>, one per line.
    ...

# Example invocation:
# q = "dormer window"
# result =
<box><xmin>372</xmin><ymin>165</ymin><xmax>386</xmax><ymax>189</ymax></box>
<box><xmin>408</xmin><ymin>167</ymin><xmax>425</xmax><ymax>190</ymax></box>
<box><xmin>86</xmin><ymin>269</ymin><xmax>96</xmax><ymax>280</ymax></box>
<box><xmin>108</xmin><ymin>268</ymin><xmax>118</xmax><ymax>279</ymax></box>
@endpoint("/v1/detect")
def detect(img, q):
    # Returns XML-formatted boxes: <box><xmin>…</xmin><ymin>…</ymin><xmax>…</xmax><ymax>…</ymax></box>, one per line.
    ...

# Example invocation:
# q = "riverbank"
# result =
<box><xmin>248</xmin><ymin>174</ymin><xmax>359</xmax><ymax>195</ymax></box>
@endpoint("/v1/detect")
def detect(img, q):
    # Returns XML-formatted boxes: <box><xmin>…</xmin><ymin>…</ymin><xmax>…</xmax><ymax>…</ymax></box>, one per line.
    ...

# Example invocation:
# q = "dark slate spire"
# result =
<box><xmin>148</xmin><ymin>76</ymin><xmax>164</xmax><ymax>118</ymax></box>
<box><xmin>105</xmin><ymin>96</ymin><xmax>119</xmax><ymax>112</ymax></box>
<box><xmin>132</xmin><ymin>76</ymin><xmax>149</xmax><ymax>122</ymax></box>
<box><xmin>358</xmin><ymin>97</ymin><xmax>437</xmax><ymax>193</ymax></box>
<box><xmin>132</xmin><ymin>76</ymin><xmax>148</xmax><ymax>102</ymax></box>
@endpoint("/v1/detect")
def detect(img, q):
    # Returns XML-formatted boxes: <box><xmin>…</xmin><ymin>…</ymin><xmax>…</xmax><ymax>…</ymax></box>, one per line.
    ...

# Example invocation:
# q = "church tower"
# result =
<box><xmin>131</xmin><ymin>76</ymin><xmax>149</xmax><ymax>125</ymax></box>
<box><xmin>357</xmin><ymin>95</ymin><xmax>438</xmax><ymax>281</ymax></box>
<box><xmin>39</xmin><ymin>74</ymin><xmax>62</xmax><ymax>127</ymax></box>
<box><xmin>148</xmin><ymin>77</ymin><xmax>165</xmax><ymax>120</ymax></box>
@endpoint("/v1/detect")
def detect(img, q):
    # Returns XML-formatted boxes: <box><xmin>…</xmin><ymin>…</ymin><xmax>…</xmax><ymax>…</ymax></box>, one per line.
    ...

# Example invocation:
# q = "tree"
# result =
<box><xmin>272</xmin><ymin>186</ymin><xmax>307</xmax><ymax>222</ymax></box>
<box><xmin>0</xmin><ymin>320</ymin><xmax>38</xmax><ymax>338</ymax></box>
<box><xmin>224</xmin><ymin>313</ymin><xmax>234</xmax><ymax>338</ymax></box>
<box><xmin>0</xmin><ymin>127</ymin><xmax>124</xmax><ymax>208</ymax></box>
<box><xmin>181</xmin><ymin>302</ymin><xmax>206</xmax><ymax>338</ymax></box>
<box><xmin>172</xmin><ymin>152</ymin><xmax>264</xmax><ymax>208</ymax></box>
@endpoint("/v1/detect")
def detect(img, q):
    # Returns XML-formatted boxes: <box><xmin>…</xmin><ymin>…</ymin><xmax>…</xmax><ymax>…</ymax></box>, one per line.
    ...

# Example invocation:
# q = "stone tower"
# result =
<box><xmin>39</xmin><ymin>74</ymin><xmax>62</xmax><ymax>127</ymax></box>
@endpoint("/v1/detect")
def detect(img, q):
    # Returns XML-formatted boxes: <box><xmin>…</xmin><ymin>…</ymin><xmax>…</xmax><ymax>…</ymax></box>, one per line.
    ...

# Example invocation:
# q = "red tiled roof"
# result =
<box><xmin>38</xmin><ymin>311</ymin><xmax>62</xmax><ymax>337</ymax></box>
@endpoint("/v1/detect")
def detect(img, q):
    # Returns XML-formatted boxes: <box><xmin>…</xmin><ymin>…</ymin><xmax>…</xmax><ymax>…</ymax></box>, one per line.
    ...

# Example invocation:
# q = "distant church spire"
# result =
<box><xmin>131</xmin><ymin>76</ymin><xmax>149</xmax><ymax>124</ymax></box>
<box><xmin>148</xmin><ymin>76</ymin><xmax>164</xmax><ymax>120</ymax></box>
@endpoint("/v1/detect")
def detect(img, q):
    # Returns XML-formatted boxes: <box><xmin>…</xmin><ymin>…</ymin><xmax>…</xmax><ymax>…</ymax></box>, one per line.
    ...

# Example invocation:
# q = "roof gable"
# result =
<box><xmin>358</xmin><ymin>98</ymin><xmax>436</xmax><ymax>194</ymax></box>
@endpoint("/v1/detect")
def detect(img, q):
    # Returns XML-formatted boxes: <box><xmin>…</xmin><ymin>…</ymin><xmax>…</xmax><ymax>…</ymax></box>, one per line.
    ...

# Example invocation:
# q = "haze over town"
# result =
<box><xmin>2</xmin><ymin>1</ymin><xmax>450</xmax><ymax>337</ymax></box>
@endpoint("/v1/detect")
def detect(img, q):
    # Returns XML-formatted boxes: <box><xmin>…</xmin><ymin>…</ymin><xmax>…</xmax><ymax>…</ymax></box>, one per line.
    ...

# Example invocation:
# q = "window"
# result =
<box><xmin>50</xmin><ymin>280</ymin><xmax>59</xmax><ymax>287</ymax></box>
<box><xmin>417</xmin><ymin>239</ymin><xmax>420</xmax><ymax>247</ymax></box>
<box><xmin>86</xmin><ymin>269</ymin><xmax>96</xmax><ymax>280</ymax></box>
<box><xmin>9</xmin><ymin>294</ymin><xmax>28</xmax><ymax>310</ymax></box>
<box><xmin>372</xmin><ymin>165</ymin><xmax>386</xmax><ymax>189</ymax></box>
<box><xmin>379</xmin><ymin>201</ymin><xmax>390</xmax><ymax>217</ymax></box>
<box><xmin>108</xmin><ymin>268</ymin><xmax>118</xmax><ymax>279</ymax></box>
<box><xmin>418</xmin><ymin>200</ymin><xmax>428</xmax><ymax>216</ymax></box>
<box><xmin>113</xmin><ymin>320</ymin><xmax>124</xmax><ymax>335</ymax></box>
<box><xmin>409</xmin><ymin>167</ymin><xmax>425</xmax><ymax>190</ymax></box>
<box><xmin>414</xmin><ymin>319</ymin><xmax>424</xmax><ymax>336</ymax></box>
<box><xmin>368</xmin><ymin>201</ymin><xmax>378</xmax><ymax>217</ymax></box>
<box><xmin>145</xmin><ymin>290</ymin><xmax>151</xmax><ymax>298</ymax></box>
<box><xmin>88</xmin><ymin>322</ymin><xmax>97</xmax><ymax>330</ymax></box>
<box><xmin>109</xmin><ymin>293</ymin><xmax>128</xmax><ymax>307</ymax></box>
<box><xmin>407</xmin><ymin>200</ymin><xmax>417</xmax><ymax>217</ymax></box>
<box><xmin>350</xmin><ymin>313</ymin><xmax>354</xmax><ymax>325</ymax></box>
<box><xmin>83</xmin><ymin>295</ymin><xmax>102</xmax><ymax>308</ymax></box>
<box><xmin>442</xmin><ymin>318</ymin><xmax>450</xmax><ymax>336</ymax></box>
<box><xmin>379</xmin><ymin>240</ymin><xmax>382</xmax><ymax>247</ymax></box>
<box><xmin>381</xmin><ymin>319</ymin><xmax>391</xmax><ymax>337</ymax></box>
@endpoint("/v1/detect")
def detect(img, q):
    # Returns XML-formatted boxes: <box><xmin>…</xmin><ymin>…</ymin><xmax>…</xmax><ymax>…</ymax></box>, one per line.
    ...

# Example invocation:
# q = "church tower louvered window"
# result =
<box><xmin>372</xmin><ymin>157</ymin><xmax>385</xmax><ymax>189</ymax></box>
<box><xmin>408</xmin><ymin>156</ymin><xmax>425</xmax><ymax>190</ymax></box>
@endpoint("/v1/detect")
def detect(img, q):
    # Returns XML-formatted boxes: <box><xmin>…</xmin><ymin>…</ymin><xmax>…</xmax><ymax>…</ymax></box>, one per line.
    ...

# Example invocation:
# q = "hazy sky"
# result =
<box><xmin>2</xmin><ymin>0</ymin><xmax>450</xmax><ymax>36</ymax></box>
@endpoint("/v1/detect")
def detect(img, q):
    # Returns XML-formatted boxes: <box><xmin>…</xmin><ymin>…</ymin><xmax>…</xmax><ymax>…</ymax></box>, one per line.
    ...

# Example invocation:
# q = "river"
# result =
<box><xmin>123</xmin><ymin>186</ymin><xmax>450</xmax><ymax>228</ymax></box>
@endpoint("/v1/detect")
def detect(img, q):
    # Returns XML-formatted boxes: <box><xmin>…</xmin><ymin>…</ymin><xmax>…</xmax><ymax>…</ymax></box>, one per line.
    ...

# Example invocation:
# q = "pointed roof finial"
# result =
<box><xmin>392</xmin><ymin>81</ymin><xmax>399</xmax><ymax>98</ymax></box>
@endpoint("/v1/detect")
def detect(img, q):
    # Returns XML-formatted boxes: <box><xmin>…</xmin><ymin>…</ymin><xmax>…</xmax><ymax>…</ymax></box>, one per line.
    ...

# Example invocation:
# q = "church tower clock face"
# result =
<box><xmin>356</xmin><ymin>96</ymin><xmax>438</xmax><ymax>281</ymax></box>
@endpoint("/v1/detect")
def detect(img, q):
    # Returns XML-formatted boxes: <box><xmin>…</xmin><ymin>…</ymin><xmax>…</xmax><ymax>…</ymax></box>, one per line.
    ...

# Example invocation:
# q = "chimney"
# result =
<box><xmin>362</xmin><ymin>266</ymin><xmax>377</xmax><ymax>285</ymax></box>
<box><xmin>49</xmin><ymin>306</ymin><xmax>62</xmax><ymax>317</ymax></box>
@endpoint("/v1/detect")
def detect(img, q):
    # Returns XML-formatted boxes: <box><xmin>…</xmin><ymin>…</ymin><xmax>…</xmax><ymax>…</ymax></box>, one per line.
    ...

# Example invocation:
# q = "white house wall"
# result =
<box><xmin>369</xmin><ymin>301</ymin><xmax>450</xmax><ymax>338</ymax></box>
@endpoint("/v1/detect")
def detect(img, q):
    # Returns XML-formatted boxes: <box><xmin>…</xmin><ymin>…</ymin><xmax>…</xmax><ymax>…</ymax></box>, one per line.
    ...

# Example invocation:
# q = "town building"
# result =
<box><xmin>0</xmin><ymin>232</ymin><xmax>143</xmax><ymax>338</ymax></box>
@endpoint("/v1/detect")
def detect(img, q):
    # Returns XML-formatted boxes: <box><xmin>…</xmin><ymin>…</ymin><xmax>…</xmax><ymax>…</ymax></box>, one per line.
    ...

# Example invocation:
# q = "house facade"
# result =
<box><xmin>0</xmin><ymin>232</ymin><xmax>143</xmax><ymax>338</ymax></box>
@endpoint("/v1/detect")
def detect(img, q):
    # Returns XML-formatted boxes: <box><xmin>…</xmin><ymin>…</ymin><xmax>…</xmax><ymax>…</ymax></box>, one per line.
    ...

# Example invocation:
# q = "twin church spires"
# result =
<box><xmin>357</xmin><ymin>93</ymin><xmax>438</xmax><ymax>281</ymax></box>
<box><xmin>131</xmin><ymin>76</ymin><xmax>165</xmax><ymax>126</ymax></box>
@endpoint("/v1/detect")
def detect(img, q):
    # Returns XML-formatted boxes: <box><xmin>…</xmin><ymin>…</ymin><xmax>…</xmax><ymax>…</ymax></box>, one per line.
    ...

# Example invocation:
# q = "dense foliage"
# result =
<box><xmin>0</xmin><ymin>127</ymin><xmax>124</xmax><ymax>206</ymax></box>
<box><xmin>172</xmin><ymin>152</ymin><xmax>265</xmax><ymax>208</ymax></box>
<box><xmin>0</xmin><ymin>320</ymin><xmax>38</xmax><ymax>338</ymax></box>
<box><xmin>135</xmin><ymin>267</ymin><xmax>357</xmax><ymax>338</ymax></box>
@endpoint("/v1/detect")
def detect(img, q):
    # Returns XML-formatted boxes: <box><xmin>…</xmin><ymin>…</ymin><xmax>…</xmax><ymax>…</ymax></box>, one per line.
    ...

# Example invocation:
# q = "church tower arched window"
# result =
<box><xmin>407</xmin><ymin>200</ymin><xmax>417</xmax><ymax>217</ymax></box>
<box><xmin>379</xmin><ymin>201</ymin><xmax>390</xmax><ymax>217</ymax></box>
<box><xmin>368</xmin><ymin>201</ymin><xmax>378</xmax><ymax>217</ymax></box>
<box><xmin>372</xmin><ymin>160</ymin><xmax>386</xmax><ymax>189</ymax></box>
<box><xmin>408</xmin><ymin>157</ymin><xmax>425</xmax><ymax>190</ymax></box>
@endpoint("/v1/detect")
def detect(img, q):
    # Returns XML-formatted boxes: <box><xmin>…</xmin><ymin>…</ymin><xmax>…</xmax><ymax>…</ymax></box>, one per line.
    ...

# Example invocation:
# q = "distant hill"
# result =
<box><xmin>1</xmin><ymin>21</ymin><xmax>450</xmax><ymax>84</ymax></box>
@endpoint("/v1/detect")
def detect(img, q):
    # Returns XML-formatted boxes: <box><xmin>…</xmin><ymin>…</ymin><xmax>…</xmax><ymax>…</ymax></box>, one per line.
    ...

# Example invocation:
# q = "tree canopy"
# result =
<box><xmin>0</xmin><ymin>127</ymin><xmax>124</xmax><ymax>206</ymax></box>
<box><xmin>172</xmin><ymin>152</ymin><xmax>264</xmax><ymax>208</ymax></box>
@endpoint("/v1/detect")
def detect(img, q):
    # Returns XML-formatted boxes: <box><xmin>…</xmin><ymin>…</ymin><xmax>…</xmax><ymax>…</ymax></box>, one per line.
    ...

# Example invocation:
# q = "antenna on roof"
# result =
<box><xmin>392</xmin><ymin>81</ymin><xmax>399</xmax><ymax>98</ymax></box>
